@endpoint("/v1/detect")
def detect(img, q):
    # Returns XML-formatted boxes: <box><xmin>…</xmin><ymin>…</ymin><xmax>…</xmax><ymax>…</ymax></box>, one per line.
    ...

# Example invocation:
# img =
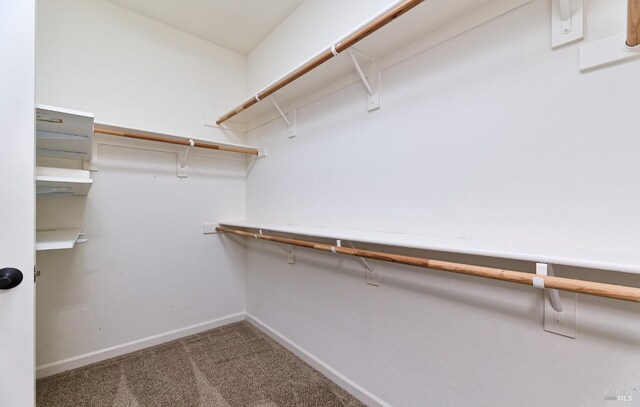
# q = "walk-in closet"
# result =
<box><xmin>1</xmin><ymin>0</ymin><xmax>639</xmax><ymax>406</ymax></box>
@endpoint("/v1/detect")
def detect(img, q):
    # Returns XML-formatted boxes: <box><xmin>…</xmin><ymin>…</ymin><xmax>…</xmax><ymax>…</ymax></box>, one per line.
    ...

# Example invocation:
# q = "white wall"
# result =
<box><xmin>35</xmin><ymin>0</ymin><xmax>247</xmax><ymax>375</ymax></box>
<box><xmin>36</xmin><ymin>0</ymin><xmax>247</xmax><ymax>142</ymax></box>
<box><xmin>244</xmin><ymin>0</ymin><xmax>640</xmax><ymax>406</ymax></box>
<box><xmin>247</xmin><ymin>0</ymin><xmax>395</xmax><ymax>95</ymax></box>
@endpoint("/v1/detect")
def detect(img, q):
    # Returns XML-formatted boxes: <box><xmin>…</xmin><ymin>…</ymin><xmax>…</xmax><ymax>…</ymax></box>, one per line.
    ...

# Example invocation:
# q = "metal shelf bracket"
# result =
<box><xmin>177</xmin><ymin>138</ymin><xmax>194</xmax><ymax>178</ymax></box>
<box><xmin>551</xmin><ymin>0</ymin><xmax>584</xmax><ymax>49</ymax></box>
<box><xmin>534</xmin><ymin>263</ymin><xmax>563</xmax><ymax>312</ymax></box>
<box><xmin>343</xmin><ymin>240</ymin><xmax>373</xmax><ymax>272</ymax></box>
<box><xmin>348</xmin><ymin>48</ymin><xmax>381</xmax><ymax>111</ymax></box>
<box><xmin>270</xmin><ymin>97</ymin><xmax>297</xmax><ymax>138</ymax></box>
<box><xmin>76</xmin><ymin>231</ymin><xmax>88</xmax><ymax>245</ymax></box>
<box><xmin>332</xmin><ymin>239</ymin><xmax>380</xmax><ymax>286</ymax></box>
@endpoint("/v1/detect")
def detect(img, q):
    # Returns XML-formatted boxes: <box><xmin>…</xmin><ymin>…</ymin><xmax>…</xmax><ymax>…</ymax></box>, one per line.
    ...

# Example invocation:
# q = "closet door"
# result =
<box><xmin>0</xmin><ymin>1</ymin><xmax>36</xmax><ymax>406</ymax></box>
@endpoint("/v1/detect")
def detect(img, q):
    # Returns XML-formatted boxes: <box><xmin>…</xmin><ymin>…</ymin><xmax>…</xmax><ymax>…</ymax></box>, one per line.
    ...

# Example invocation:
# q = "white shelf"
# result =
<box><xmin>36</xmin><ymin>104</ymin><xmax>94</xmax><ymax>160</ymax></box>
<box><xmin>36</xmin><ymin>228</ymin><xmax>83</xmax><ymax>251</ymax></box>
<box><xmin>219</xmin><ymin>0</ymin><xmax>527</xmax><ymax>126</ymax></box>
<box><xmin>219</xmin><ymin>221</ymin><xmax>640</xmax><ymax>275</ymax></box>
<box><xmin>94</xmin><ymin>121</ymin><xmax>261</xmax><ymax>153</ymax></box>
<box><xmin>36</xmin><ymin>166</ymin><xmax>93</xmax><ymax>197</ymax></box>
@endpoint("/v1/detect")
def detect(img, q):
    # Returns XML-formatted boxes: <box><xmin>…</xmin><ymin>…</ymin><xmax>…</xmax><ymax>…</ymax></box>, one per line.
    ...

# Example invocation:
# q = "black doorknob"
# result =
<box><xmin>0</xmin><ymin>268</ymin><xmax>23</xmax><ymax>290</ymax></box>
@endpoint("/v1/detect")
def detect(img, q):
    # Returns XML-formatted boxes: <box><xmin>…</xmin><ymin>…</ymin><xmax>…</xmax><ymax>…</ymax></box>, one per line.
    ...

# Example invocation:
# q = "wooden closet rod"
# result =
<box><xmin>216</xmin><ymin>0</ymin><xmax>424</xmax><ymax>125</ymax></box>
<box><xmin>629</xmin><ymin>0</ymin><xmax>640</xmax><ymax>47</ymax></box>
<box><xmin>216</xmin><ymin>226</ymin><xmax>640</xmax><ymax>303</ymax></box>
<box><xmin>94</xmin><ymin>127</ymin><xmax>259</xmax><ymax>156</ymax></box>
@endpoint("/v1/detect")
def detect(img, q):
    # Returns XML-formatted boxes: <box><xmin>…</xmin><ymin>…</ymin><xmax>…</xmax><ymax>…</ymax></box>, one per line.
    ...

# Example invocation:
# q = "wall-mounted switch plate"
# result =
<box><xmin>544</xmin><ymin>291</ymin><xmax>576</xmax><ymax>338</ymax></box>
<box><xmin>286</xmin><ymin>245</ymin><xmax>295</xmax><ymax>264</ymax></box>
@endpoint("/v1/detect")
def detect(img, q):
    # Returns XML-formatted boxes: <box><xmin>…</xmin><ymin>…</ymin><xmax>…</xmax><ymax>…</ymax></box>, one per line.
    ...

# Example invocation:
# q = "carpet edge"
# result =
<box><xmin>36</xmin><ymin>312</ymin><xmax>246</xmax><ymax>379</ymax></box>
<box><xmin>245</xmin><ymin>312</ymin><xmax>391</xmax><ymax>407</ymax></box>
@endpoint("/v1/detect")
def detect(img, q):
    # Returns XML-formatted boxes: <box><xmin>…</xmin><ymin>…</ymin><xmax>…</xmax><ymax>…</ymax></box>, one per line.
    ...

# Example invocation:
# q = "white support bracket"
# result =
<box><xmin>177</xmin><ymin>138</ymin><xmax>194</xmax><ymax>178</ymax></box>
<box><xmin>534</xmin><ymin>263</ymin><xmax>563</xmax><ymax>312</ymax></box>
<box><xmin>83</xmin><ymin>159</ymin><xmax>98</xmax><ymax>172</ymax></box>
<box><xmin>270</xmin><ymin>97</ymin><xmax>297</xmax><ymax>138</ymax></box>
<box><xmin>76</xmin><ymin>231</ymin><xmax>88</xmax><ymax>245</ymax></box>
<box><xmin>83</xmin><ymin>135</ymin><xmax>99</xmax><ymax>172</ymax></box>
<box><xmin>551</xmin><ymin>0</ymin><xmax>584</xmax><ymax>49</ymax></box>
<box><xmin>535</xmin><ymin>263</ymin><xmax>577</xmax><ymax>338</ymax></box>
<box><xmin>579</xmin><ymin>33</ymin><xmax>640</xmax><ymax>72</ymax></box>
<box><xmin>330</xmin><ymin>239</ymin><xmax>342</xmax><ymax>254</ymax></box>
<box><xmin>202</xmin><ymin>223</ymin><xmax>220</xmax><ymax>234</ymax></box>
<box><xmin>347</xmin><ymin>48</ymin><xmax>381</xmax><ymax>112</ymax></box>
<box><xmin>342</xmin><ymin>240</ymin><xmax>380</xmax><ymax>286</ymax></box>
<box><xmin>344</xmin><ymin>241</ymin><xmax>373</xmax><ymax>272</ymax></box>
<box><xmin>286</xmin><ymin>244</ymin><xmax>295</xmax><ymax>264</ymax></box>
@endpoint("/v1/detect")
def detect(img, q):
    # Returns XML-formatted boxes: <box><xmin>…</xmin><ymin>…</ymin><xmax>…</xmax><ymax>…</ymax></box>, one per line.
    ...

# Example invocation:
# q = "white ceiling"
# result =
<box><xmin>106</xmin><ymin>0</ymin><xmax>305</xmax><ymax>54</ymax></box>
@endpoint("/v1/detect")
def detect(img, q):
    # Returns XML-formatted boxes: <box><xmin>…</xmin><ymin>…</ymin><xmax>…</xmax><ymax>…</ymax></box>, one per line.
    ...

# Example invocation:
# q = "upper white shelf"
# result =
<box><xmin>219</xmin><ymin>221</ymin><xmax>640</xmax><ymax>275</ymax></box>
<box><xmin>36</xmin><ymin>166</ymin><xmax>93</xmax><ymax>197</ymax></box>
<box><xmin>36</xmin><ymin>228</ymin><xmax>83</xmax><ymax>251</ymax></box>
<box><xmin>36</xmin><ymin>104</ymin><xmax>94</xmax><ymax>160</ymax></box>
<box><xmin>94</xmin><ymin>121</ymin><xmax>261</xmax><ymax>156</ymax></box>
<box><xmin>217</xmin><ymin>0</ymin><xmax>497</xmax><ymax>125</ymax></box>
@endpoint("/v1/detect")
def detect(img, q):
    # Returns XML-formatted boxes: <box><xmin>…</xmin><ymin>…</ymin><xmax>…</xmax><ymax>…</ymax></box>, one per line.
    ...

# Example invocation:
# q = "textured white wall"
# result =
<box><xmin>36</xmin><ymin>0</ymin><xmax>247</xmax><ymax>143</ymax></box>
<box><xmin>244</xmin><ymin>0</ymin><xmax>640</xmax><ymax>405</ymax></box>
<box><xmin>247</xmin><ymin>0</ymin><xmax>395</xmax><ymax>95</ymax></box>
<box><xmin>35</xmin><ymin>0</ymin><xmax>247</xmax><ymax>371</ymax></box>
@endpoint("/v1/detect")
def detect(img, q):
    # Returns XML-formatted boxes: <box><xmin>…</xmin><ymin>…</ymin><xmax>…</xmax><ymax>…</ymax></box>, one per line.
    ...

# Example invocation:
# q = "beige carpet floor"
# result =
<box><xmin>37</xmin><ymin>321</ymin><xmax>364</xmax><ymax>407</ymax></box>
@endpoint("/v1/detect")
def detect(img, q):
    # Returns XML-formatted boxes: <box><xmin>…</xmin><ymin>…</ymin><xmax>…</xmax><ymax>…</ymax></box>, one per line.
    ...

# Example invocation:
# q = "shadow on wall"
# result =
<box><xmin>236</xmin><ymin>233</ymin><xmax>640</xmax><ymax>348</ymax></box>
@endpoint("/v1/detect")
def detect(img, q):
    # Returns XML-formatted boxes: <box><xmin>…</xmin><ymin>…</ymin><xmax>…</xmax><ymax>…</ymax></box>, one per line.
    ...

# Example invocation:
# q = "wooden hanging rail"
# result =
<box><xmin>629</xmin><ymin>0</ymin><xmax>640</xmax><ymax>47</ymax></box>
<box><xmin>94</xmin><ymin>127</ymin><xmax>259</xmax><ymax>156</ymax></box>
<box><xmin>216</xmin><ymin>225</ymin><xmax>640</xmax><ymax>303</ymax></box>
<box><xmin>216</xmin><ymin>0</ymin><xmax>424</xmax><ymax>125</ymax></box>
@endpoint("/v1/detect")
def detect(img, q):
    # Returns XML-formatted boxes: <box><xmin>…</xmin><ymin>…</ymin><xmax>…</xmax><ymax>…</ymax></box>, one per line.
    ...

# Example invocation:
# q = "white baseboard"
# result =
<box><xmin>245</xmin><ymin>313</ymin><xmax>390</xmax><ymax>407</ymax></box>
<box><xmin>36</xmin><ymin>312</ymin><xmax>245</xmax><ymax>379</ymax></box>
<box><xmin>38</xmin><ymin>311</ymin><xmax>389</xmax><ymax>406</ymax></box>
